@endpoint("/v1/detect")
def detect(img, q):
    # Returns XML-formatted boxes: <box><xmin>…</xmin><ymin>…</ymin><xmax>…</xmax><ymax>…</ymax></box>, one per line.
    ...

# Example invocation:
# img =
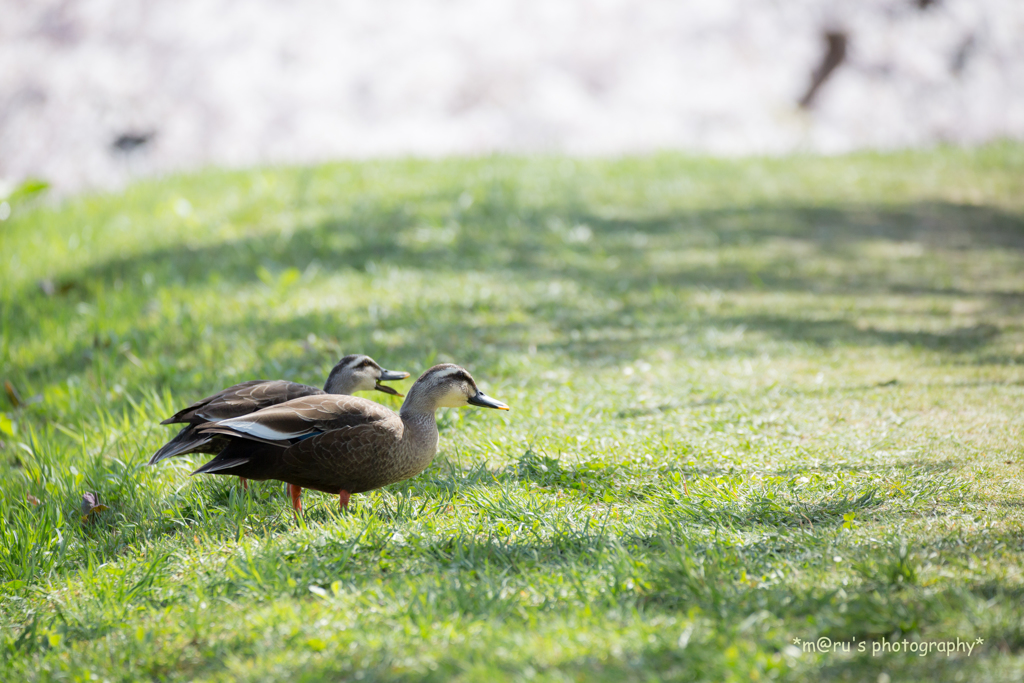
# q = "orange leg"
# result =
<box><xmin>240</xmin><ymin>477</ymin><xmax>249</xmax><ymax>490</ymax></box>
<box><xmin>289</xmin><ymin>484</ymin><xmax>303</xmax><ymax>512</ymax></box>
<box><xmin>338</xmin><ymin>490</ymin><xmax>351</xmax><ymax>511</ymax></box>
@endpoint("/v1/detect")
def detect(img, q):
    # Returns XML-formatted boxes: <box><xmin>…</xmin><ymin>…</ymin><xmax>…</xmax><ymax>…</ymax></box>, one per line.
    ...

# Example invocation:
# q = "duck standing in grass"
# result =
<box><xmin>149</xmin><ymin>355</ymin><xmax>409</xmax><ymax>493</ymax></box>
<box><xmin>191</xmin><ymin>364</ymin><xmax>509</xmax><ymax>511</ymax></box>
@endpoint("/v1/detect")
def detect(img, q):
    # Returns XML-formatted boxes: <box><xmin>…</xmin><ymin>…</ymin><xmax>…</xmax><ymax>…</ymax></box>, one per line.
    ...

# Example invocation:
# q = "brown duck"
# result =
<box><xmin>190</xmin><ymin>364</ymin><xmax>510</xmax><ymax>511</ymax></box>
<box><xmin>149</xmin><ymin>355</ymin><xmax>409</xmax><ymax>492</ymax></box>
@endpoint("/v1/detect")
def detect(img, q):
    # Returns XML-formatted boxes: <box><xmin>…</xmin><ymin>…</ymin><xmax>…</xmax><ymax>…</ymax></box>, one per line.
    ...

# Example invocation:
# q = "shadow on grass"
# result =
<box><xmin>13</xmin><ymin>490</ymin><xmax>1022</xmax><ymax>674</ymax></box>
<box><xmin>6</xmin><ymin>196</ymin><xmax>1024</xmax><ymax>394</ymax></box>
<box><xmin>28</xmin><ymin>199</ymin><xmax>1024</xmax><ymax>294</ymax></box>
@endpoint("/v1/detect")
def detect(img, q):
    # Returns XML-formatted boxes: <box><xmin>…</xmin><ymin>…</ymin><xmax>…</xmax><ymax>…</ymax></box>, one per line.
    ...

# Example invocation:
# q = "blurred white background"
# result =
<box><xmin>2</xmin><ymin>0</ymin><xmax>1022</xmax><ymax>194</ymax></box>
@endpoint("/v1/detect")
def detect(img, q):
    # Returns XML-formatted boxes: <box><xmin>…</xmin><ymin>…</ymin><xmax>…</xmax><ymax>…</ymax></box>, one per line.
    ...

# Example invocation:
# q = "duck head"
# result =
<box><xmin>324</xmin><ymin>354</ymin><xmax>410</xmax><ymax>396</ymax></box>
<box><xmin>401</xmin><ymin>363</ymin><xmax>510</xmax><ymax>414</ymax></box>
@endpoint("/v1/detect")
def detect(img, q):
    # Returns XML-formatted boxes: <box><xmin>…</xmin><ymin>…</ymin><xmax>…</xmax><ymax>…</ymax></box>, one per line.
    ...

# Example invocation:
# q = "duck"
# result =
<box><xmin>190</xmin><ymin>363</ymin><xmax>509</xmax><ymax>511</ymax></box>
<box><xmin>149</xmin><ymin>355</ymin><xmax>409</xmax><ymax>495</ymax></box>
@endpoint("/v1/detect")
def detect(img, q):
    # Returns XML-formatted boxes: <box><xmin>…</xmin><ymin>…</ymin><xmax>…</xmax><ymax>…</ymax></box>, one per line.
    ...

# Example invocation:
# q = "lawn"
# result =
<box><xmin>1</xmin><ymin>146</ymin><xmax>1023</xmax><ymax>682</ymax></box>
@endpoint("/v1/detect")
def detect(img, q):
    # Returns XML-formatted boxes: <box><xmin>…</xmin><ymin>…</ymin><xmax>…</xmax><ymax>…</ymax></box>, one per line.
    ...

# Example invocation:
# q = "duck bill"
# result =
<box><xmin>374</xmin><ymin>381</ymin><xmax>404</xmax><ymax>397</ymax></box>
<box><xmin>379</xmin><ymin>369</ymin><xmax>410</xmax><ymax>382</ymax></box>
<box><xmin>468</xmin><ymin>391</ymin><xmax>510</xmax><ymax>410</ymax></box>
<box><xmin>374</xmin><ymin>369</ymin><xmax>409</xmax><ymax>397</ymax></box>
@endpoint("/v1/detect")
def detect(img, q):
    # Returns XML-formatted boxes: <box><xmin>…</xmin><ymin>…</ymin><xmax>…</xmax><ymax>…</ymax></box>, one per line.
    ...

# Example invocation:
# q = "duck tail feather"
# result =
<box><xmin>149</xmin><ymin>430</ymin><xmax>214</xmax><ymax>465</ymax></box>
<box><xmin>191</xmin><ymin>457</ymin><xmax>250</xmax><ymax>476</ymax></box>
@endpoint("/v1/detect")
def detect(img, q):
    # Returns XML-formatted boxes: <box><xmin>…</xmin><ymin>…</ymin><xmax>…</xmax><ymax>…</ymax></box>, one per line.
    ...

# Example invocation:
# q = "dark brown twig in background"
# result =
<box><xmin>799</xmin><ymin>31</ymin><xmax>848</xmax><ymax>109</ymax></box>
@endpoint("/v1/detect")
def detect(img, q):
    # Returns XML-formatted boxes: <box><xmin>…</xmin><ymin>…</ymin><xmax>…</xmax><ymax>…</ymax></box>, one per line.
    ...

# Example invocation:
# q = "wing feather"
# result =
<box><xmin>197</xmin><ymin>394</ymin><xmax>394</xmax><ymax>445</ymax></box>
<box><xmin>162</xmin><ymin>380</ymin><xmax>325</xmax><ymax>425</ymax></box>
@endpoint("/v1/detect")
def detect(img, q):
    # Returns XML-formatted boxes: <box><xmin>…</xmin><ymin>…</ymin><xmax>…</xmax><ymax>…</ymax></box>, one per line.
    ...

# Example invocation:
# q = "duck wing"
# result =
<box><xmin>161</xmin><ymin>380</ymin><xmax>325</xmax><ymax>425</ymax></box>
<box><xmin>190</xmin><ymin>396</ymin><xmax>398</xmax><ymax>482</ymax></box>
<box><xmin>152</xmin><ymin>381</ymin><xmax>325</xmax><ymax>465</ymax></box>
<box><xmin>197</xmin><ymin>394</ymin><xmax>394</xmax><ymax>446</ymax></box>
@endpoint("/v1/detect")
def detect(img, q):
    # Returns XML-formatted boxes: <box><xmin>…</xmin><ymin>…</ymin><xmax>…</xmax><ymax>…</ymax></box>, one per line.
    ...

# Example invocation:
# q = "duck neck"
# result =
<box><xmin>399</xmin><ymin>410</ymin><xmax>439</xmax><ymax>448</ymax></box>
<box><xmin>396</xmin><ymin>388</ymin><xmax>441</xmax><ymax>475</ymax></box>
<box><xmin>399</xmin><ymin>383</ymin><xmax>439</xmax><ymax>420</ymax></box>
<box><xmin>322</xmin><ymin>368</ymin><xmax>356</xmax><ymax>395</ymax></box>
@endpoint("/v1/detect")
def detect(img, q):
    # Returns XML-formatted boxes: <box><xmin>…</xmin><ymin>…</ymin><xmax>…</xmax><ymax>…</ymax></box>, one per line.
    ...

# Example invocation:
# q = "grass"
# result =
<box><xmin>1</xmin><ymin>145</ymin><xmax>1023</xmax><ymax>682</ymax></box>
